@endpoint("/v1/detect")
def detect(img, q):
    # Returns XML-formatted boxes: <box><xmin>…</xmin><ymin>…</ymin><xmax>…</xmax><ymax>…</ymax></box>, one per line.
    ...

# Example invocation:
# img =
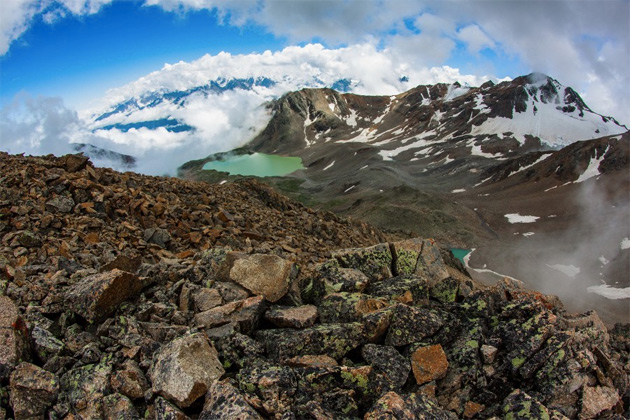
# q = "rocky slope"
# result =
<box><xmin>1</xmin><ymin>152</ymin><xmax>629</xmax><ymax>419</ymax></box>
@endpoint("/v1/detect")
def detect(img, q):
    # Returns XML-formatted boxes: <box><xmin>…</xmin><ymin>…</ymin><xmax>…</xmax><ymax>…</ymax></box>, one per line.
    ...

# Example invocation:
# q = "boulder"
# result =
<box><xmin>384</xmin><ymin>304</ymin><xmax>443</xmax><ymax>346</ymax></box>
<box><xmin>219</xmin><ymin>253</ymin><xmax>296</xmax><ymax>302</ymax></box>
<box><xmin>0</xmin><ymin>296</ymin><xmax>28</xmax><ymax>381</ymax></box>
<box><xmin>194</xmin><ymin>295</ymin><xmax>265</xmax><ymax>334</ymax></box>
<box><xmin>332</xmin><ymin>243</ymin><xmax>393</xmax><ymax>281</ymax></box>
<box><xmin>416</xmin><ymin>239</ymin><xmax>450</xmax><ymax>285</ymax></box>
<box><xmin>102</xmin><ymin>393</ymin><xmax>139</xmax><ymax>420</ymax></box>
<box><xmin>63</xmin><ymin>153</ymin><xmax>90</xmax><ymax>173</ymax></box>
<box><xmin>365</xmin><ymin>391</ymin><xmax>456</xmax><ymax>419</ymax></box>
<box><xmin>143</xmin><ymin>228</ymin><xmax>172</xmax><ymax>248</ymax></box>
<box><xmin>154</xmin><ymin>396</ymin><xmax>190</xmax><ymax>420</ymax></box>
<box><xmin>193</xmin><ymin>288</ymin><xmax>223</xmax><ymax>312</ymax></box>
<box><xmin>30</xmin><ymin>325</ymin><xmax>65</xmax><ymax>363</ymax></box>
<box><xmin>9</xmin><ymin>362</ymin><xmax>59</xmax><ymax>420</ymax></box>
<box><xmin>410</xmin><ymin>344</ymin><xmax>449</xmax><ymax>385</ymax></box>
<box><xmin>308</xmin><ymin>260</ymin><xmax>369</xmax><ymax>303</ymax></box>
<box><xmin>502</xmin><ymin>389</ymin><xmax>555</xmax><ymax>420</ymax></box>
<box><xmin>110</xmin><ymin>359</ymin><xmax>149</xmax><ymax>400</ymax></box>
<box><xmin>319</xmin><ymin>292</ymin><xmax>388</xmax><ymax>323</ymax></box>
<box><xmin>200</xmin><ymin>380</ymin><xmax>263</xmax><ymax>420</ymax></box>
<box><xmin>45</xmin><ymin>196</ymin><xmax>75</xmax><ymax>214</ymax></box>
<box><xmin>66</xmin><ymin>269</ymin><xmax>145</xmax><ymax>322</ymax></box>
<box><xmin>390</xmin><ymin>238</ymin><xmax>423</xmax><ymax>276</ymax></box>
<box><xmin>149</xmin><ymin>334</ymin><xmax>225</xmax><ymax>408</ymax></box>
<box><xmin>264</xmin><ymin>304</ymin><xmax>318</xmax><ymax>328</ymax></box>
<box><xmin>17</xmin><ymin>231</ymin><xmax>42</xmax><ymax>248</ymax></box>
<box><xmin>59</xmin><ymin>357</ymin><xmax>112</xmax><ymax>418</ymax></box>
<box><xmin>366</xmin><ymin>275</ymin><xmax>428</xmax><ymax>305</ymax></box>
<box><xmin>579</xmin><ymin>386</ymin><xmax>620</xmax><ymax>419</ymax></box>
<box><xmin>361</xmin><ymin>344</ymin><xmax>410</xmax><ymax>390</ymax></box>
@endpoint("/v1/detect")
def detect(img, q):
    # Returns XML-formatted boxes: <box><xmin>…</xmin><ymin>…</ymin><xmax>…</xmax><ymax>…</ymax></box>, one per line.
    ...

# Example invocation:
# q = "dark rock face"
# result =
<box><xmin>0</xmin><ymin>153</ymin><xmax>628</xmax><ymax>419</ymax></box>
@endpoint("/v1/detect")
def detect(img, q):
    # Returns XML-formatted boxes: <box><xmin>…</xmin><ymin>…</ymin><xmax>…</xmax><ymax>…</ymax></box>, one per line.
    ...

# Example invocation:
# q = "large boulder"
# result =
<box><xmin>264</xmin><ymin>304</ymin><xmax>319</xmax><ymax>328</ymax></box>
<box><xmin>66</xmin><ymin>269</ymin><xmax>146</xmax><ymax>322</ymax></box>
<box><xmin>194</xmin><ymin>296</ymin><xmax>265</xmax><ymax>333</ymax></box>
<box><xmin>9</xmin><ymin>362</ymin><xmax>59</xmax><ymax>419</ymax></box>
<box><xmin>0</xmin><ymin>296</ymin><xmax>29</xmax><ymax>381</ymax></box>
<box><xmin>332</xmin><ymin>243</ymin><xmax>393</xmax><ymax>281</ymax></box>
<box><xmin>149</xmin><ymin>334</ymin><xmax>225</xmax><ymax>408</ymax></box>
<box><xmin>384</xmin><ymin>304</ymin><xmax>443</xmax><ymax>346</ymax></box>
<box><xmin>219</xmin><ymin>253</ymin><xmax>297</xmax><ymax>302</ymax></box>
<box><xmin>200</xmin><ymin>380</ymin><xmax>263</xmax><ymax>420</ymax></box>
<box><xmin>410</xmin><ymin>344</ymin><xmax>449</xmax><ymax>385</ymax></box>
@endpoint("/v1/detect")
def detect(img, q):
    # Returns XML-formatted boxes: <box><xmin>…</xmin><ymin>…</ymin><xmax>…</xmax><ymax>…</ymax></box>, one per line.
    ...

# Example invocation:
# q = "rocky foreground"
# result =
<box><xmin>0</xmin><ymin>152</ymin><xmax>628</xmax><ymax>419</ymax></box>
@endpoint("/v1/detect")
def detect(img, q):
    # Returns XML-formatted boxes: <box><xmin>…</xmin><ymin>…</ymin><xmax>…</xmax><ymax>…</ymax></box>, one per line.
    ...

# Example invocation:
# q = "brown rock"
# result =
<box><xmin>0</xmin><ymin>296</ymin><xmax>28</xmax><ymax>380</ymax></box>
<box><xmin>481</xmin><ymin>344</ymin><xmax>498</xmax><ymax>365</ymax></box>
<box><xmin>193</xmin><ymin>288</ymin><xmax>223</xmax><ymax>312</ymax></box>
<box><xmin>264</xmin><ymin>305</ymin><xmax>318</xmax><ymax>328</ymax></box>
<box><xmin>219</xmin><ymin>252</ymin><xmax>296</xmax><ymax>302</ymax></box>
<box><xmin>194</xmin><ymin>296</ymin><xmax>265</xmax><ymax>333</ymax></box>
<box><xmin>66</xmin><ymin>269</ymin><xmax>145</xmax><ymax>322</ymax></box>
<box><xmin>410</xmin><ymin>344</ymin><xmax>449</xmax><ymax>385</ymax></box>
<box><xmin>102</xmin><ymin>393</ymin><xmax>139</xmax><ymax>420</ymax></box>
<box><xmin>110</xmin><ymin>360</ymin><xmax>149</xmax><ymax>400</ymax></box>
<box><xmin>200</xmin><ymin>380</ymin><xmax>263</xmax><ymax>420</ymax></box>
<box><xmin>364</xmin><ymin>392</ymin><xmax>415</xmax><ymax>419</ymax></box>
<box><xmin>149</xmin><ymin>334</ymin><xmax>225</xmax><ymax>408</ymax></box>
<box><xmin>284</xmin><ymin>355</ymin><xmax>339</xmax><ymax>368</ymax></box>
<box><xmin>463</xmin><ymin>401</ymin><xmax>485</xmax><ymax>418</ymax></box>
<box><xmin>416</xmin><ymin>239</ymin><xmax>450</xmax><ymax>285</ymax></box>
<box><xmin>9</xmin><ymin>362</ymin><xmax>59</xmax><ymax>419</ymax></box>
<box><xmin>154</xmin><ymin>396</ymin><xmax>190</xmax><ymax>420</ymax></box>
<box><xmin>64</xmin><ymin>154</ymin><xmax>90</xmax><ymax>173</ymax></box>
<box><xmin>100</xmin><ymin>254</ymin><xmax>142</xmax><ymax>273</ymax></box>
<box><xmin>579</xmin><ymin>386</ymin><xmax>620</xmax><ymax>419</ymax></box>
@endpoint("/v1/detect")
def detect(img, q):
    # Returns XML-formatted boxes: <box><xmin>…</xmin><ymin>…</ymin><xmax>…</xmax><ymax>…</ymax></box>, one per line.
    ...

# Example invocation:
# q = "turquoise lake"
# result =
<box><xmin>202</xmin><ymin>153</ymin><xmax>304</xmax><ymax>177</ymax></box>
<box><xmin>451</xmin><ymin>248</ymin><xmax>472</xmax><ymax>265</ymax></box>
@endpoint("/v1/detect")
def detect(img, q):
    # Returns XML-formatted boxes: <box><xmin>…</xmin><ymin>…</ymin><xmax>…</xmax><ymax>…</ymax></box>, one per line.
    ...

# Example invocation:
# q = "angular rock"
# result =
<box><xmin>110</xmin><ymin>359</ymin><xmax>149</xmax><ymax>400</ymax></box>
<box><xmin>194</xmin><ymin>295</ymin><xmax>265</xmax><ymax>334</ymax></box>
<box><xmin>264</xmin><ymin>304</ymin><xmax>318</xmax><ymax>328</ymax></box>
<box><xmin>480</xmin><ymin>344</ymin><xmax>498</xmax><ymax>365</ymax></box>
<box><xmin>333</xmin><ymin>243</ymin><xmax>393</xmax><ymax>281</ymax></box>
<box><xmin>149</xmin><ymin>334</ymin><xmax>225</xmax><ymax>408</ymax></box>
<box><xmin>66</xmin><ymin>269</ymin><xmax>145</xmax><ymax>322</ymax></box>
<box><xmin>219</xmin><ymin>252</ymin><xmax>296</xmax><ymax>302</ymax></box>
<box><xmin>308</xmin><ymin>260</ymin><xmax>369</xmax><ymax>303</ymax></box>
<box><xmin>193</xmin><ymin>288</ymin><xmax>223</xmax><ymax>312</ymax></box>
<box><xmin>256</xmin><ymin>322</ymin><xmax>366</xmax><ymax>360</ymax></box>
<box><xmin>17</xmin><ymin>230</ymin><xmax>42</xmax><ymax>248</ymax></box>
<box><xmin>366</xmin><ymin>275</ymin><xmax>428</xmax><ymax>305</ymax></box>
<box><xmin>364</xmin><ymin>391</ymin><xmax>415</xmax><ymax>419</ymax></box>
<box><xmin>30</xmin><ymin>325</ymin><xmax>65</xmax><ymax>363</ymax></box>
<box><xmin>430</xmin><ymin>276</ymin><xmax>459</xmax><ymax>304</ymax></box>
<box><xmin>9</xmin><ymin>362</ymin><xmax>59</xmax><ymax>419</ymax></box>
<box><xmin>410</xmin><ymin>344</ymin><xmax>449</xmax><ymax>385</ymax></box>
<box><xmin>102</xmin><ymin>393</ymin><xmax>139</xmax><ymax>420</ymax></box>
<box><xmin>502</xmin><ymin>390</ymin><xmax>556</xmax><ymax>420</ymax></box>
<box><xmin>200</xmin><ymin>380</ymin><xmax>263</xmax><ymax>420</ymax></box>
<box><xmin>285</xmin><ymin>355</ymin><xmax>338</xmax><ymax>368</ymax></box>
<box><xmin>237</xmin><ymin>364</ymin><xmax>297</xmax><ymax>416</ymax></box>
<box><xmin>0</xmin><ymin>296</ymin><xmax>28</xmax><ymax>381</ymax></box>
<box><xmin>390</xmin><ymin>238</ymin><xmax>423</xmax><ymax>276</ymax></box>
<box><xmin>363</xmin><ymin>307</ymin><xmax>394</xmax><ymax>342</ymax></box>
<box><xmin>64</xmin><ymin>153</ymin><xmax>90</xmax><ymax>172</ymax></box>
<box><xmin>319</xmin><ymin>292</ymin><xmax>388</xmax><ymax>323</ymax></box>
<box><xmin>100</xmin><ymin>254</ymin><xmax>142</xmax><ymax>273</ymax></box>
<box><xmin>154</xmin><ymin>396</ymin><xmax>190</xmax><ymax>420</ymax></box>
<box><xmin>143</xmin><ymin>228</ymin><xmax>172</xmax><ymax>248</ymax></box>
<box><xmin>45</xmin><ymin>196</ymin><xmax>75</xmax><ymax>214</ymax></box>
<box><xmin>385</xmin><ymin>304</ymin><xmax>443</xmax><ymax>346</ymax></box>
<box><xmin>416</xmin><ymin>239</ymin><xmax>450</xmax><ymax>285</ymax></box>
<box><xmin>580</xmin><ymin>386</ymin><xmax>620</xmax><ymax>419</ymax></box>
<box><xmin>361</xmin><ymin>344</ymin><xmax>410</xmax><ymax>390</ymax></box>
<box><xmin>59</xmin><ymin>357</ymin><xmax>112</xmax><ymax>418</ymax></box>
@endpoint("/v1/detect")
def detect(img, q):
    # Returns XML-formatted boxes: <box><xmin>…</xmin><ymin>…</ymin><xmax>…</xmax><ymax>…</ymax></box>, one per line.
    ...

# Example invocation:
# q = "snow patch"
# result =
<box><xmin>522</xmin><ymin>232</ymin><xmax>535</xmax><ymax>237</ymax></box>
<box><xmin>621</xmin><ymin>238</ymin><xmax>630</xmax><ymax>250</ymax></box>
<box><xmin>505</xmin><ymin>213</ymin><xmax>539</xmax><ymax>224</ymax></box>
<box><xmin>587</xmin><ymin>285</ymin><xmax>630</xmax><ymax>299</ymax></box>
<box><xmin>328</xmin><ymin>103</ymin><xmax>335</xmax><ymax>112</ymax></box>
<box><xmin>509</xmin><ymin>153</ymin><xmax>552</xmax><ymax>177</ymax></box>
<box><xmin>574</xmin><ymin>146</ymin><xmax>608</xmax><ymax>183</ymax></box>
<box><xmin>546</xmin><ymin>264</ymin><xmax>581</xmax><ymax>278</ymax></box>
<box><xmin>344</xmin><ymin>185</ymin><xmax>356</xmax><ymax>193</ymax></box>
<box><xmin>451</xmin><ymin>189</ymin><xmax>466</xmax><ymax>193</ymax></box>
<box><xmin>323</xmin><ymin>161</ymin><xmax>335</xmax><ymax>171</ymax></box>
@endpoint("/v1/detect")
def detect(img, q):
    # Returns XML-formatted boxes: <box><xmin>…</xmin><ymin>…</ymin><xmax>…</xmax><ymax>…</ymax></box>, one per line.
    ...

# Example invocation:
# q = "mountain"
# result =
<box><xmin>0</xmin><ymin>152</ymin><xmax>628</xmax><ymax>419</ymax></box>
<box><xmin>180</xmin><ymin>74</ymin><xmax>629</xmax><ymax>321</ymax></box>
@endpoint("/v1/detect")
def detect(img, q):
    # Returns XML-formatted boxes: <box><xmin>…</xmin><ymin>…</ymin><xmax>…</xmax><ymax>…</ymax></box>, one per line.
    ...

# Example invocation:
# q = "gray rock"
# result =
<box><xmin>17</xmin><ymin>231</ymin><xmax>42</xmax><ymax>248</ymax></box>
<box><xmin>319</xmin><ymin>292</ymin><xmax>388</xmax><ymax>323</ymax></box>
<box><xmin>219</xmin><ymin>252</ymin><xmax>296</xmax><ymax>302</ymax></box>
<box><xmin>366</xmin><ymin>275</ymin><xmax>428</xmax><ymax>305</ymax></box>
<box><xmin>384</xmin><ymin>304</ymin><xmax>443</xmax><ymax>346</ymax></box>
<box><xmin>416</xmin><ymin>239</ymin><xmax>450</xmax><ymax>285</ymax></box>
<box><xmin>59</xmin><ymin>357</ymin><xmax>112</xmax><ymax>418</ymax></box>
<box><xmin>194</xmin><ymin>295</ymin><xmax>265</xmax><ymax>334</ymax></box>
<box><xmin>154</xmin><ymin>396</ymin><xmax>190</xmax><ymax>420</ymax></box>
<box><xmin>31</xmin><ymin>325</ymin><xmax>65</xmax><ymax>363</ymax></box>
<box><xmin>45</xmin><ymin>196</ymin><xmax>75</xmax><ymax>213</ymax></box>
<box><xmin>390</xmin><ymin>238</ymin><xmax>423</xmax><ymax>276</ymax></box>
<box><xmin>580</xmin><ymin>386</ymin><xmax>620</xmax><ymax>419</ymax></box>
<box><xmin>143</xmin><ymin>228</ymin><xmax>172</xmax><ymax>248</ymax></box>
<box><xmin>361</xmin><ymin>344</ymin><xmax>410</xmax><ymax>390</ymax></box>
<box><xmin>332</xmin><ymin>243</ymin><xmax>393</xmax><ymax>281</ymax></box>
<box><xmin>200</xmin><ymin>380</ymin><xmax>263</xmax><ymax>419</ymax></box>
<box><xmin>149</xmin><ymin>334</ymin><xmax>225</xmax><ymax>408</ymax></box>
<box><xmin>102</xmin><ymin>393</ymin><xmax>140</xmax><ymax>420</ymax></box>
<box><xmin>9</xmin><ymin>362</ymin><xmax>59</xmax><ymax>420</ymax></box>
<box><xmin>194</xmin><ymin>288</ymin><xmax>223</xmax><ymax>312</ymax></box>
<box><xmin>66</xmin><ymin>269</ymin><xmax>145</xmax><ymax>322</ymax></box>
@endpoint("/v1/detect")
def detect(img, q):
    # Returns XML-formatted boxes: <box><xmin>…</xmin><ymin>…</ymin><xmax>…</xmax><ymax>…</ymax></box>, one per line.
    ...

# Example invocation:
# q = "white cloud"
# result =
<box><xmin>457</xmin><ymin>25</ymin><xmax>494</xmax><ymax>55</ymax></box>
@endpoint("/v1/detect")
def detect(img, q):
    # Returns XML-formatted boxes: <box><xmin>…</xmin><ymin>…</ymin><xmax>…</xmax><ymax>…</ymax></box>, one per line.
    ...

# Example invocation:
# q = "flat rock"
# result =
<box><xmin>366</xmin><ymin>275</ymin><xmax>428</xmax><ymax>305</ymax></box>
<box><xmin>264</xmin><ymin>304</ymin><xmax>318</xmax><ymax>328</ymax></box>
<box><xmin>219</xmin><ymin>252</ymin><xmax>296</xmax><ymax>302</ymax></box>
<box><xmin>319</xmin><ymin>292</ymin><xmax>388</xmax><ymax>323</ymax></box>
<box><xmin>66</xmin><ymin>269</ymin><xmax>145</xmax><ymax>322</ymax></box>
<box><xmin>362</xmin><ymin>344</ymin><xmax>410</xmax><ymax>390</ymax></box>
<box><xmin>410</xmin><ymin>344</ymin><xmax>449</xmax><ymax>385</ymax></box>
<box><xmin>0</xmin><ymin>296</ymin><xmax>28</xmax><ymax>380</ymax></box>
<box><xmin>194</xmin><ymin>295</ymin><xmax>265</xmax><ymax>334</ymax></box>
<box><xmin>309</xmin><ymin>260</ymin><xmax>369</xmax><ymax>303</ymax></box>
<box><xmin>9</xmin><ymin>362</ymin><xmax>59</xmax><ymax>419</ymax></box>
<box><xmin>45</xmin><ymin>196</ymin><xmax>75</xmax><ymax>214</ymax></box>
<box><xmin>193</xmin><ymin>288</ymin><xmax>223</xmax><ymax>312</ymax></box>
<box><xmin>285</xmin><ymin>355</ymin><xmax>339</xmax><ymax>368</ymax></box>
<box><xmin>149</xmin><ymin>334</ymin><xmax>225</xmax><ymax>408</ymax></box>
<box><xmin>200</xmin><ymin>380</ymin><xmax>263</xmax><ymax>420</ymax></box>
<box><xmin>579</xmin><ymin>386</ymin><xmax>620</xmax><ymax>419</ymax></box>
<box><xmin>384</xmin><ymin>304</ymin><xmax>443</xmax><ymax>346</ymax></box>
<box><xmin>102</xmin><ymin>393</ymin><xmax>139</xmax><ymax>420</ymax></box>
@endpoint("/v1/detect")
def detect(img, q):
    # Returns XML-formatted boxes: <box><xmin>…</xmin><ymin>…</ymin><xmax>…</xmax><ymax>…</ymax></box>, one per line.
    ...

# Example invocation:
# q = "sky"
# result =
<box><xmin>0</xmin><ymin>0</ymin><xmax>628</xmax><ymax>173</ymax></box>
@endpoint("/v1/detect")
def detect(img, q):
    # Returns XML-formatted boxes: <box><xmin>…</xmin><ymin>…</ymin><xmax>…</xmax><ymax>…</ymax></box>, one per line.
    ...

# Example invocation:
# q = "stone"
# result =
<box><xmin>463</xmin><ymin>401</ymin><xmax>485</xmax><ymax>418</ymax></box>
<box><xmin>361</xmin><ymin>344</ymin><xmax>410</xmax><ymax>390</ymax></box>
<box><xmin>149</xmin><ymin>334</ymin><xmax>225</xmax><ymax>408</ymax></box>
<box><xmin>102</xmin><ymin>393</ymin><xmax>139</xmax><ymax>420</ymax></box>
<box><xmin>219</xmin><ymin>252</ymin><xmax>296</xmax><ymax>302</ymax></box>
<box><xmin>366</xmin><ymin>275</ymin><xmax>428</xmax><ymax>305</ymax></box>
<box><xmin>200</xmin><ymin>380</ymin><xmax>263</xmax><ymax>420</ymax></box>
<box><xmin>308</xmin><ymin>260</ymin><xmax>369</xmax><ymax>303</ymax></box>
<box><xmin>17</xmin><ymin>231</ymin><xmax>42</xmax><ymax>248</ymax></box>
<box><xmin>9</xmin><ymin>362</ymin><xmax>59</xmax><ymax>419</ymax></box>
<box><xmin>480</xmin><ymin>344</ymin><xmax>498</xmax><ymax>365</ymax></box>
<box><xmin>390</xmin><ymin>238</ymin><xmax>423</xmax><ymax>276</ymax></box>
<box><xmin>30</xmin><ymin>325</ymin><xmax>65</xmax><ymax>363</ymax></box>
<box><xmin>430</xmin><ymin>277</ymin><xmax>459</xmax><ymax>304</ymax></box>
<box><xmin>194</xmin><ymin>295</ymin><xmax>265</xmax><ymax>334</ymax></box>
<box><xmin>502</xmin><ymin>390</ymin><xmax>553</xmax><ymax>420</ymax></box>
<box><xmin>579</xmin><ymin>386</ymin><xmax>620</xmax><ymax>419</ymax></box>
<box><xmin>59</xmin><ymin>357</ymin><xmax>112</xmax><ymax>419</ymax></box>
<box><xmin>193</xmin><ymin>288</ymin><xmax>223</xmax><ymax>312</ymax></box>
<box><xmin>154</xmin><ymin>396</ymin><xmax>190</xmax><ymax>420</ymax></box>
<box><xmin>285</xmin><ymin>355</ymin><xmax>339</xmax><ymax>368</ymax></box>
<box><xmin>364</xmin><ymin>391</ymin><xmax>416</xmax><ymax>419</ymax></box>
<box><xmin>64</xmin><ymin>154</ymin><xmax>90</xmax><ymax>173</ymax></box>
<box><xmin>143</xmin><ymin>228</ymin><xmax>172</xmax><ymax>248</ymax></box>
<box><xmin>110</xmin><ymin>360</ymin><xmax>149</xmax><ymax>400</ymax></box>
<box><xmin>410</xmin><ymin>344</ymin><xmax>449</xmax><ymax>385</ymax></box>
<box><xmin>256</xmin><ymin>322</ymin><xmax>366</xmax><ymax>361</ymax></box>
<box><xmin>66</xmin><ymin>269</ymin><xmax>145</xmax><ymax>322</ymax></box>
<box><xmin>332</xmin><ymin>243</ymin><xmax>393</xmax><ymax>281</ymax></box>
<box><xmin>0</xmin><ymin>296</ymin><xmax>28</xmax><ymax>381</ymax></box>
<box><xmin>385</xmin><ymin>304</ymin><xmax>443</xmax><ymax>346</ymax></box>
<box><xmin>100</xmin><ymin>254</ymin><xmax>142</xmax><ymax>273</ymax></box>
<box><xmin>416</xmin><ymin>239</ymin><xmax>450</xmax><ymax>285</ymax></box>
<box><xmin>319</xmin><ymin>292</ymin><xmax>388</xmax><ymax>323</ymax></box>
<box><xmin>45</xmin><ymin>196</ymin><xmax>75</xmax><ymax>214</ymax></box>
<box><xmin>264</xmin><ymin>304</ymin><xmax>318</xmax><ymax>328</ymax></box>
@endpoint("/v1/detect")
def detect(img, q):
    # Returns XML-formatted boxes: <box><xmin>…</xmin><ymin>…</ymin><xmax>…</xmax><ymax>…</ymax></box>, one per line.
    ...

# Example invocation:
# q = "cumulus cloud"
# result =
<box><xmin>457</xmin><ymin>25</ymin><xmax>494</xmax><ymax>55</ymax></box>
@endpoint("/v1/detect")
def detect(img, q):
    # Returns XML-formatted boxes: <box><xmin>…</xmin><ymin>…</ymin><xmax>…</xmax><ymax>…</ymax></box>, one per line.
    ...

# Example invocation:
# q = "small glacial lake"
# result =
<box><xmin>450</xmin><ymin>248</ymin><xmax>472</xmax><ymax>265</ymax></box>
<box><xmin>202</xmin><ymin>153</ymin><xmax>304</xmax><ymax>177</ymax></box>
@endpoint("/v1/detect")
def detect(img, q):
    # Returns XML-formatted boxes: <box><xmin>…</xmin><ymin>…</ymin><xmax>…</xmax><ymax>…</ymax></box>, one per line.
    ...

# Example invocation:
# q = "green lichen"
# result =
<box><xmin>340</xmin><ymin>369</ymin><xmax>369</xmax><ymax>391</ymax></box>
<box><xmin>395</xmin><ymin>250</ymin><xmax>419</xmax><ymax>276</ymax></box>
<box><xmin>512</xmin><ymin>357</ymin><xmax>526</xmax><ymax>369</ymax></box>
<box><xmin>466</xmin><ymin>340</ymin><xmax>479</xmax><ymax>349</ymax></box>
